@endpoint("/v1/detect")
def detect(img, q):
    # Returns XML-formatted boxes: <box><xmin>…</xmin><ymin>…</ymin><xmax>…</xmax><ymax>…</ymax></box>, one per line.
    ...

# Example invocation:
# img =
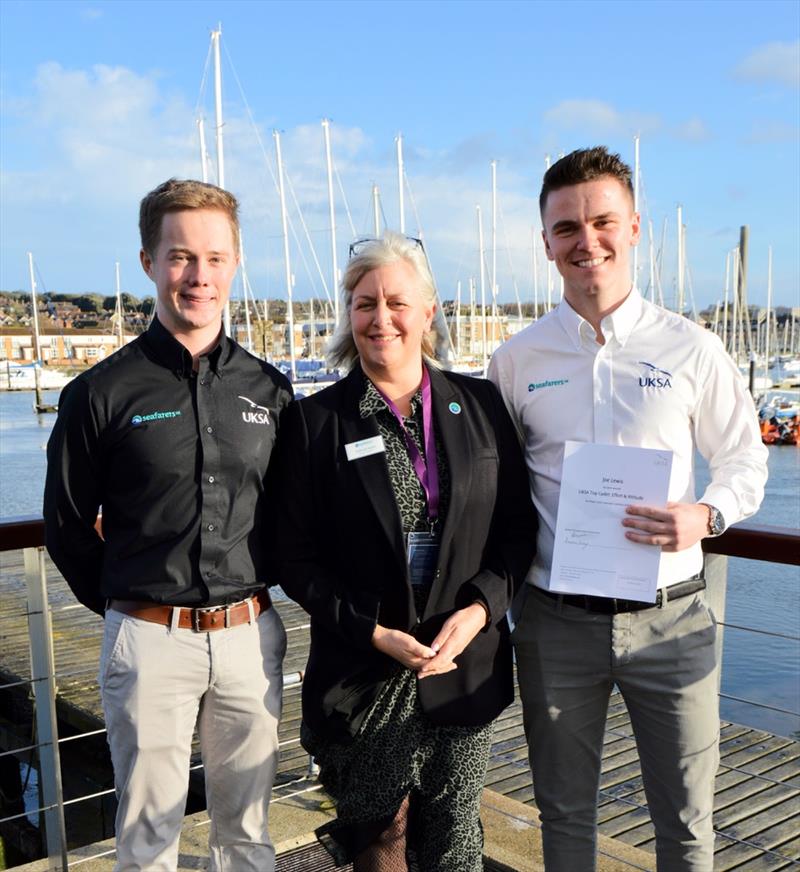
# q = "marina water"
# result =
<box><xmin>1</xmin><ymin>389</ymin><xmax>798</xmax><ymax>739</ymax></box>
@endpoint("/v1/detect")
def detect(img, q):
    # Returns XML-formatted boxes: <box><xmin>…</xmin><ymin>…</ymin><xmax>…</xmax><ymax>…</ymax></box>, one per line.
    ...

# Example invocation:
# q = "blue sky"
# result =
<box><xmin>1</xmin><ymin>0</ymin><xmax>798</xmax><ymax>312</ymax></box>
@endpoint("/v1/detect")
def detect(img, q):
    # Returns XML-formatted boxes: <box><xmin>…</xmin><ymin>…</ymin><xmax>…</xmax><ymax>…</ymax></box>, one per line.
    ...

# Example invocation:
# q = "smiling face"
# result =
<box><xmin>542</xmin><ymin>176</ymin><xmax>640</xmax><ymax>314</ymax></box>
<box><xmin>350</xmin><ymin>259</ymin><xmax>435</xmax><ymax>383</ymax></box>
<box><xmin>140</xmin><ymin>208</ymin><xmax>239</xmax><ymax>355</ymax></box>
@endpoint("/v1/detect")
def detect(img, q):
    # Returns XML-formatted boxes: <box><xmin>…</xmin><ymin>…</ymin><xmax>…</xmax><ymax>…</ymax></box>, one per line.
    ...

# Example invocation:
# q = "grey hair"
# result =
<box><xmin>326</xmin><ymin>231</ymin><xmax>450</xmax><ymax>371</ymax></box>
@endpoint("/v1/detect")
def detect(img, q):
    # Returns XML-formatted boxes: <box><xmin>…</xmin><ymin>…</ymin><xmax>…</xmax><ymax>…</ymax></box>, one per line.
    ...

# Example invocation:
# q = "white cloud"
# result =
<box><xmin>542</xmin><ymin>99</ymin><xmax>661</xmax><ymax>137</ymax></box>
<box><xmin>744</xmin><ymin>120</ymin><xmax>800</xmax><ymax>143</ymax></box>
<box><xmin>7</xmin><ymin>62</ymin><xmax>197</xmax><ymax>205</ymax></box>
<box><xmin>734</xmin><ymin>40</ymin><xmax>800</xmax><ymax>88</ymax></box>
<box><xmin>673</xmin><ymin>118</ymin><xmax>712</xmax><ymax>142</ymax></box>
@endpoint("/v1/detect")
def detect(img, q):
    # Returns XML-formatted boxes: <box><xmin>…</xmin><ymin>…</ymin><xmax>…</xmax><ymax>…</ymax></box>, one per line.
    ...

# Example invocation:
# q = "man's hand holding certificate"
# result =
<box><xmin>550</xmin><ymin>441</ymin><xmax>673</xmax><ymax>602</ymax></box>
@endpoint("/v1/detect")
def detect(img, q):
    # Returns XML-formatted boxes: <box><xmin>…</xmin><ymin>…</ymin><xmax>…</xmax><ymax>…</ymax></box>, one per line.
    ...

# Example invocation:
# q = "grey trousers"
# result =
<box><xmin>512</xmin><ymin>586</ymin><xmax>719</xmax><ymax>872</ymax></box>
<box><xmin>99</xmin><ymin>605</ymin><xmax>286</xmax><ymax>872</ymax></box>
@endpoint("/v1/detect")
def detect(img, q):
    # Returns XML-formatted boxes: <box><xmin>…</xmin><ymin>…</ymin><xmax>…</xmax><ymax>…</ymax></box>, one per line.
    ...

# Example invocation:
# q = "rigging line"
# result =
<box><xmin>403</xmin><ymin>171</ymin><xmax>455</xmax><ymax>357</ymax></box>
<box><xmin>497</xmin><ymin>199</ymin><xmax>523</xmax><ymax>316</ymax></box>
<box><xmin>220</xmin><ymin>43</ymin><xmax>331</xmax><ymax>314</ymax></box>
<box><xmin>286</xmin><ymin>208</ymin><xmax>322</xmax><ymax>302</ymax></box>
<box><xmin>379</xmin><ymin>197</ymin><xmax>390</xmax><ymax>233</ymax></box>
<box><xmin>685</xmin><ymin>262</ymin><xmax>699</xmax><ymax>322</ymax></box>
<box><xmin>332</xmin><ymin>159</ymin><xmax>357</xmax><ymax>238</ymax></box>
<box><xmin>357</xmin><ymin>189</ymin><xmax>374</xmax><ymax>239</ymax></box>
<box><xmin>282</xmin><ymin>164</ymin><xmax>332</xmax><ymax>305</ymax></box>
<box><xmin>220</xmin><ymin>39</ymin><xmax>280</xmax><ymax>200</ymax></box>
<box><xmin>193</xmin><ymin>38</ymin><xmax>213</xmax><ymax>119</ymax></box>
<box><xmin>33</xmin><ymin>261</ymin><xmax>49</xmax><ymax>297</ymax></box>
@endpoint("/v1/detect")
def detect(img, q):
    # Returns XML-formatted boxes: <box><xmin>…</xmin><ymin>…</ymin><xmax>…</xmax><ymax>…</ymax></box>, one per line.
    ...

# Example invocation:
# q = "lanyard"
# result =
<box><xmin>375</xmin><ymin>367</ymin><xmax>440</xmax><ymax>525</ymax></box>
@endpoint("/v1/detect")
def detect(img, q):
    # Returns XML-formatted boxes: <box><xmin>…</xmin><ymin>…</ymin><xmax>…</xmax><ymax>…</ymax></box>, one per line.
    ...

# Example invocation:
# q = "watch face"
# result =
<box><xmin>710</xmin><ymin>508</ymin><xmax>725</xmax><ymax>535</ymax></box>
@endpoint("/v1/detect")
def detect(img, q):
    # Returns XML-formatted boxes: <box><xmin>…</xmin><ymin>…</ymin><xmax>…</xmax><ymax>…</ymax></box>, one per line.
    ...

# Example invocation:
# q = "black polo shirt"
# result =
<box><xmin>44</xmin><ymin>317</ymin><xmax>293</xmax><ymax>615</ymax></box>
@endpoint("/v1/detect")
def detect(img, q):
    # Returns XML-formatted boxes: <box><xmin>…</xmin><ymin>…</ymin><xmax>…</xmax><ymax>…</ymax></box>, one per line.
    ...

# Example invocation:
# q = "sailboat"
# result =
<box><xmin>27</xmin><ymin>252</ymin><xmax>59</xmax><ymax>414</ymax></box>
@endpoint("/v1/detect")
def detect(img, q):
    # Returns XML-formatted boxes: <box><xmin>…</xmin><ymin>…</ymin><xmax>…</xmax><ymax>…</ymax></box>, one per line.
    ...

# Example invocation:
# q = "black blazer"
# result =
<box><xmin>273</xmin><ymin>364</ymin><xmax>536</xmax><ymax>742</ymax></box>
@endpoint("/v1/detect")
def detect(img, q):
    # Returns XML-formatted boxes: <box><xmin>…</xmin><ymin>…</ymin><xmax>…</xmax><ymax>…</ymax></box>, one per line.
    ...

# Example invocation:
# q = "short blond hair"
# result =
<box><xmin>139</xmin><ymin>178</ymin><xmax>240</xmax><ymax>256</ymax></box>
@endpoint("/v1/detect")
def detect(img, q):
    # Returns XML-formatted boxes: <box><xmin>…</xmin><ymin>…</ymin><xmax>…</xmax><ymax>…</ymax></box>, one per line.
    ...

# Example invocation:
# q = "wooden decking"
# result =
<box><xmin>1</xmin><ymin>547</ymin><xmax>798</xmax><ymax>869</ymax></box>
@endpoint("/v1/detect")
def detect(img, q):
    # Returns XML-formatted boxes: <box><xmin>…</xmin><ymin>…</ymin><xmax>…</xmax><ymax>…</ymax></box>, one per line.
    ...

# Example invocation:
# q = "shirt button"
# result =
<box><xmin>207</xmin><ymin>523</ymin><xmax>215</xmax><ymax>532</ymax></box>
<box><xmin>200</xmin><ymin>378</ymin><xmax>206</xmax><ymax>385</ymax></box>
<box><xmin>206</xmin><ymin>426</ymin><xmax>213</xmax><ymax>434</ymax></box>
<box><xmin>208</xmin><ymin>475</ymin><xmax>215</xmax><ymax>484</ymax></box>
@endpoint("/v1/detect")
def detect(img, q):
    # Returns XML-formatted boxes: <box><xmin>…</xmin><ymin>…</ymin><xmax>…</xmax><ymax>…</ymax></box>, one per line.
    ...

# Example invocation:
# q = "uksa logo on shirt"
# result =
<box><xmin>638</xmin><ymin>361</ymin><xmax>673</xmax><ymax>389</ymax></box>
<box><xmin>238</xmin><ymin>396</ymin><xmax>271</xmax><ymax>425</ymax></box>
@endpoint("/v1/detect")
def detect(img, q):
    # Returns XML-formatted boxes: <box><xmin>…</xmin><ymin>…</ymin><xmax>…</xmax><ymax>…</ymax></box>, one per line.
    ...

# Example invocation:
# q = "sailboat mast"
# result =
<box><xmin>313</xmin><ymin>297</ymin><xmax>319</xmax><ymax>359</ymax></box>
<box><xmin>731</xmin><ymin>248</ymin><xmax>740</xmax><ymax>361</ymax></box>
<box><xmin>239</xmin><ymin>234</ymin><xmax>253</xmax><ymax>354</ymax></box>
<box><xmin>212</xmin><ymin>26</ymin><xmax>225</xmax><ymax>189</ymax></box>
<box><xmin>764</xmin><ymin>246</ymin><xmax>772</xmax><ymax>387</ymax></box>
<box><xmin>633</xmin><ymin>135</ymin><xmax>640</xmax><ymax>287</ymax></box>
<box><xmin>321</xmin><ymin>119</ymin><xmax>340</xmax><ymax>325</ymax></box>
<box><xmin>532</xmin><ymin>226</ymin><xmax>539</xmax><ymax>320</ymax></box>
<box><xmin>27</xmin><ymin>252</ymin><xmax>41</xmax><ymax>363</ymax></box>
<box><xmin>211</xmin><ymin>24</ymin><xmax>230</xmax><ymax>335</ymax></box>
<box><xmin>722</xmin><ymin>251</ymin><xmax>730</xmax><ymax>352</ymax></box>
<box><xmin>676</xmin><ymin>204</ymin><xmax>684</xmax><ymax>314</ymax></box>
<box><xmin>544</xmin><ymin>154</ymin><xmax>553</xmax><ymax>311</ymax></box>
<box><xmin>27</xmin><ymin>251</ymin><xmax>46</xmax><ymax>411</ymax></box>
<box><xmin>456</xmin><ymin>280</ymin><xmax>462</xmax><ymax>360</ymax></box>
<box><xmin>396</xmin><ymin>134</ymin><xmax>405</xmax><ymax>234</ymax></box>
<box><xmin>274</xmin><ymin>130</ymin><xmax>296</xmax><ymax>381</ymax></box>
<box><xmin>115</xmin><ymin>261</ymin><xmax>124</xmax><ymax>348</ymax></box>
<box><xmin>477</xmin><ymin>206</ymin><xmax>487</xmax><ymax>374</ymax></box>
<box><xmin>490</xmin><ymin>160</ymin><xmax>498</xmax><ymax>348</ymax></box>
<box><xmin>372</xmin><ymin>185</ymin><xmax>381</xmax><ymax>236</ymax></box>
<box><xmin>198</xmin><ymin>119</ymin><xmax>209</xmax><ymax>183</ymax></box>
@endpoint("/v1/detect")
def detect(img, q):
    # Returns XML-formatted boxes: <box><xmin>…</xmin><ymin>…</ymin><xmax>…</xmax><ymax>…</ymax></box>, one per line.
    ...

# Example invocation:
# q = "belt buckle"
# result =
<box><xmin>193</xmin><ymin>602</ymin><xmax>236</xmax><ymax>631</ymax></box>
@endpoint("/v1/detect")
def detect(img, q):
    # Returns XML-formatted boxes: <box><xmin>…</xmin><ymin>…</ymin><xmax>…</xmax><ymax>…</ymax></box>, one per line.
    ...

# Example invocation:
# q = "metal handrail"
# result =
<box><xmin>0</xmin><ymin>515</ymin><xmax>797</xmax><ymax>869</ymax></box>
<box><xmin>3</xmin><ymin>513</ymin><xmax>798</xmax><ymax>563</ymax></box>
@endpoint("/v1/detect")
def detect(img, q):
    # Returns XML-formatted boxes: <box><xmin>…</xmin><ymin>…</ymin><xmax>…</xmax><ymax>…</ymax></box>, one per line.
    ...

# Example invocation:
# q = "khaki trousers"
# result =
<box><xmin>512</xmin><ymin>586</ymin><xmax>719</xmax><ymax>872</ymax></box>
<box><xmin>99</xmin><ymin>604</ymin><xmax>286</xmax><ymax>872</ymax></box>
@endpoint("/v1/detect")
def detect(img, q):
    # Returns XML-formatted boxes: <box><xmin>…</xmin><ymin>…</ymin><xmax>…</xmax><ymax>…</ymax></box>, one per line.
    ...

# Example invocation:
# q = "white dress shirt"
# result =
<box><xmin>488</xmin><ymin>289</ymin><xmax>768</xmax><ymax>590</ymax></box>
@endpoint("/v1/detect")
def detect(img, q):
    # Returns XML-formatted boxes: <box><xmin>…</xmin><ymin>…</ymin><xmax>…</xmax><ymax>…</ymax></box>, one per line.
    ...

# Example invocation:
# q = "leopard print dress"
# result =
<box><xmin>305</xmin><ymin>374</ymin><xmax>493</xmax><ymax>870</ymax></box>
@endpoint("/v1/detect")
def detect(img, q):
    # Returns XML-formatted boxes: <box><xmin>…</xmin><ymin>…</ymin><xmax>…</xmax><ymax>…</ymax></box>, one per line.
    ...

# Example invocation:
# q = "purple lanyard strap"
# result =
<box><xmin>375</xmin><ymin>367</ymin><xmax>440</xmax><ymax>524</ymax></box>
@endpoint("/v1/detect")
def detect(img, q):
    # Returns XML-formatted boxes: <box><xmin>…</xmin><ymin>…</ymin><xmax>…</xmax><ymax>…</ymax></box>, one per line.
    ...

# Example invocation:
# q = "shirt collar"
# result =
<box><xmin>557</xmin><ymin>287</ymin><xmax>642</xmax><ymax>350</ymax></box>
<box><xmin>144</xmin><ymin>316</ymin><xmax>229</xmax><ymax>379</ymax></box>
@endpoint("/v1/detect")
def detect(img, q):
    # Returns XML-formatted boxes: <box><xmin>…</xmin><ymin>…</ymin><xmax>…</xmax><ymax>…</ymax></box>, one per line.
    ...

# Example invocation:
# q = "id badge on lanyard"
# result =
<box><xmin>407</xmin><ymin>530</ymin><xmax>440</xmax><ymax>587</ymax></box>
<box><xmin>375</xmin><ymin>368</ymin><xmax>442</xmax><ymax>588</ymax></box>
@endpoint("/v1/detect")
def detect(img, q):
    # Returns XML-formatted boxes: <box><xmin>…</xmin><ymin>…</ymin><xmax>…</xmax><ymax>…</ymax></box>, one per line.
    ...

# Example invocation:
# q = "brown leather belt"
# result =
<box><xmin>109</xmin><ymin>589</ymin><xmax>271</xmax><ymax>631</ymax></box>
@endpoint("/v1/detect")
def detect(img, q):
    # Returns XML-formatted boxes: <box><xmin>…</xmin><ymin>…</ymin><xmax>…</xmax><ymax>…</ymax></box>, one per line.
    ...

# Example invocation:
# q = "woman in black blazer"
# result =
<box><xmin>273</xmin><ymin>233</ymin><xmax>536</xmax><ymax>871</ymax></box>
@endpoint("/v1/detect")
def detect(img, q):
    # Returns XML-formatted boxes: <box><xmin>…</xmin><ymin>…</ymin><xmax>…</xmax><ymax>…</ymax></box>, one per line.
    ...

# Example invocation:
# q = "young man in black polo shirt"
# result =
<box><xmin>44</xmin><ymin>179</ymin><xmax>293</xmax><ymax>871</ymax></box>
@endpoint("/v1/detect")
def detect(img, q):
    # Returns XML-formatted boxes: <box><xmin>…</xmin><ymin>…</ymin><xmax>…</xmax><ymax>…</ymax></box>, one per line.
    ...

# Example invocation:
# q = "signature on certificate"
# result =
<box><xmin>564</xmin><ymin>528</ymin><xmax>600</xmax><ymax>548</ymax></box>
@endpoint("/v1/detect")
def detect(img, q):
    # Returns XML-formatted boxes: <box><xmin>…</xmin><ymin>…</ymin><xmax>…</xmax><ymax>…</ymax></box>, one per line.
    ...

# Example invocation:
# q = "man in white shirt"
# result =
<box><xmin>489</xmin><ymin>146</ymin><xmax>767</xmax><ymax>872</ymax></box>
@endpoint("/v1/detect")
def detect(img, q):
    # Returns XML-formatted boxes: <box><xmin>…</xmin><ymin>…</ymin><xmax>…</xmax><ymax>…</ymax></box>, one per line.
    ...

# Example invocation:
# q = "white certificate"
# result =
<box><xmin>550</xmin><ymin>441</ymin><xmax>673</xmax><ymax>602</ymax></box>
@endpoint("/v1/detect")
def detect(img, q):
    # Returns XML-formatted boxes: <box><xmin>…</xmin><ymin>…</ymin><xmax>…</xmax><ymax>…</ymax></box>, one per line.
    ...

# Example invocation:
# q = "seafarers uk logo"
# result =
<box><xmin>130</xmin><ymin>410</ymin><xmax>182</xmax><ymax>426</ymax></box>
<box><xmin>238</xmin><ymin>396</ymin><xmax>271</xmax><ymax>425</ymax></box>
<box><xmin>638</xmin><ymin>361</ymin><xmax>673</xmax><ymax>389</ymax></box>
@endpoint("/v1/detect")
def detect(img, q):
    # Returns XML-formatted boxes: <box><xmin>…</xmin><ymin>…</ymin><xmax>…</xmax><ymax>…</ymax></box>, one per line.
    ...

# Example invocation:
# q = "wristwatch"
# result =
<box><xmin>700</xmin><ymin>503</ymin><xmax>725</xmax><ymax>537</ymax></box>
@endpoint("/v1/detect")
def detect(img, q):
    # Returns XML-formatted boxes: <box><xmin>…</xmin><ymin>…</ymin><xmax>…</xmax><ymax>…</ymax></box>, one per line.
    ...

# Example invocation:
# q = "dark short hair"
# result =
<box><xmin>139</xmin><ymin>179</ymin><xmax>240</xmax><ymax>256</ymax></box>
<box><xmin>539</xmin><ymin>147</ymin><xmax>634</xmax><ymax>215</ymax></box>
